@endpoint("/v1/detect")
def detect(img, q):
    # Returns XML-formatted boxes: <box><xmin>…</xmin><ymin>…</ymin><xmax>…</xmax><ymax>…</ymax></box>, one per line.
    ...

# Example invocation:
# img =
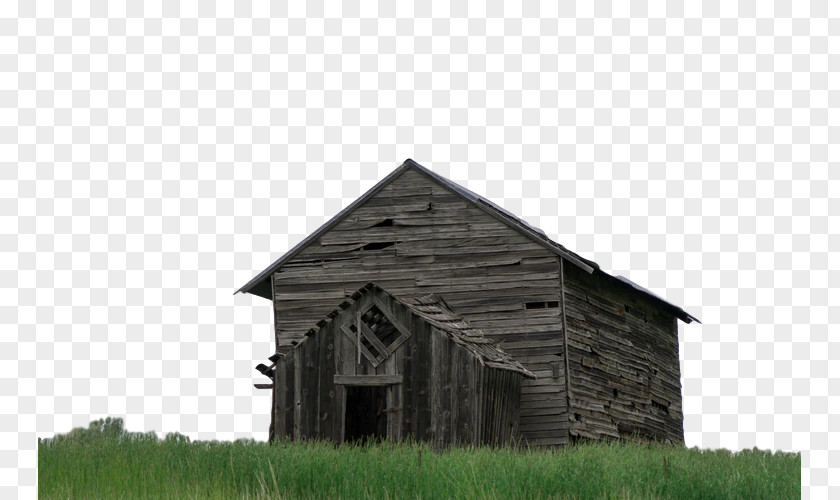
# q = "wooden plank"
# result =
<box><xmin>318</xmin><ymin>324</ymin><xmax>335</xmax><ymax>441</ymax></box>
<box><xmin>293</xmin><ymin>346</ymin><xmax>302</xmax><ymax>441</ymax></box>
<box><xmin>429</xmin><ymin>330</ymin><xmax>439</xmax><ymax>448</ymax></box>
<box><xmin>386</xmin><ymin>382</ymin><xmax>402</xmax><ymax>442</ymax></box>
<box><xmin>333</xmin><ymin>374</ymin><xmax>403</xmax><ymax>385</ymax></box>
<box><xmin>511</xmin><ymin>373</ymin><xmax>523</xmax><ymax>443</ymax></box>
<box><xmin>437</xmin><ymin>327</ymin><xmax>452</xmax><ymax>448</ymax></box>
<box><xmin>282</xmin><ymin>356</ymin><xmax>295</xmax><ymax>439</ymax></box>
<box><xmin>414</xmin><ymin>314</ymin><xmax>431</xmax><ymax>442</ymax></box>
<box><xmin>450</xmin><ymin>343</ymin><xmax>459</xmax><ymax>445</ymax></box>
<box><xmin>300</xmin><ymin>333</ymin><xmax>319</xmax><ymax>439</ymax></box>
<box><xmin>273</xmin><ymin>357</ymin><xmax>285</xmax><ymax>441</ymax></box>
<box><xmin>255</xmin><ymin>383</ymin><xmax>273</xmax><ymax>389</ymax></box>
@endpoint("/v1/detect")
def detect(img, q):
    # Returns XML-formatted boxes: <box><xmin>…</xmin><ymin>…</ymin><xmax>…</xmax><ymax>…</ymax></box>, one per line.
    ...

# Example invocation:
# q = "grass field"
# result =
<box><xmin>39</xmin><ymin>418</ymin><xmax>800</xmax><ymax>499</ymax></box>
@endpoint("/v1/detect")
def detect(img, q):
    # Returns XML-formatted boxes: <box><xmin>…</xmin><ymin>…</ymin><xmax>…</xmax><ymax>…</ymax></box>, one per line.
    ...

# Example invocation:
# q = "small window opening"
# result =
<box><xmin>612</xmin><ymin>388</ymin><xmax>618</xmax><ymax>397</ymax></box>
<box><xmin>349</xmin><ymin>305</ymin><xmax>402</xmax><ymax>359</ymax></box>
<box><xmin>426</xmin><ymin>202</ymin><xmax>432</xmax><ymax>211</ymax></box>
<box><xmin>371</xmin><ymin>218</ymin><xmax>394</xmax><ymax>228</ymax></box>
<box><xmin>525</xmin><ymin>301</ymin><xmax>559</xmax><ymax>309</ymax></box>
<box><xmin>361</xmin><ymin>241</ymin><xmax>395</xmax><ymax>251</ymax></box>
<box><xmin>651</xmin><ymin>400</ymin><xmax>669</xmax><ymax>413</ymax></box>
<box><xmin>574</xmin><ymin>413</ymin><xmax>582</xmax><ymax>422</ymax></box>
<box><xmin>361</xmin><ymin>305</ymin><xmax>401</xmax><ymax>347</ymax></box>
<box><xmin>624</xmin><ymin>304</ymin><xmax>631</xmax><ymax>313</ymax></box>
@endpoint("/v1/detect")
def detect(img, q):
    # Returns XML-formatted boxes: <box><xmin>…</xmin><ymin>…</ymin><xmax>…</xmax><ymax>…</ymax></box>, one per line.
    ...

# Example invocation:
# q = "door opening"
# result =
<box><xmin>344</xmin><ymin>385</ymin><xmax>387</xmax><ymax>444</ymax></box>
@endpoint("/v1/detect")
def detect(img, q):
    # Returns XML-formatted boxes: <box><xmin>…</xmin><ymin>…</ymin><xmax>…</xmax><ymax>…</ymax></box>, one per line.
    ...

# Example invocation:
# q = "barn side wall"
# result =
<box><xmin>562</xmin><ymin>264</ymin><xmax>684</xmax><ymax>444</ymax></box>
<box><xmin>272</xmin><ymin>168</ymin><xmax>569</xmax><ymax>446</ymax></box>
<box><xmin>271</xmin><ymin>288</ymin><xmax>522</xmax><ymax>447</ymax></box>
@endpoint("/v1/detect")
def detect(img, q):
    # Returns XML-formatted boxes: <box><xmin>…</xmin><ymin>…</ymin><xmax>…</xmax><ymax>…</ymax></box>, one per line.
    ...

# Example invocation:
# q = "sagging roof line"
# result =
<box><xmin>234</xmin><ymin>159</ymin><xmax>700</xmax><ymax>324</ymax></box>
<box><xmin>234</xmin><ymin>159</ymin><xmax>595</xmax><ymax>297</ymax></box>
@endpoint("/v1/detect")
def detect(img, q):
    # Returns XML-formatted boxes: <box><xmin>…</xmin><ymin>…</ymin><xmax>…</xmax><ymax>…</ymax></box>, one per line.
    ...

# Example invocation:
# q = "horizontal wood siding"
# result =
<box><xmin>563</xmin><ymin>264</ymin><xmax>684</xmax><ymax>444</ymax></box>
<box><xmin>273</xmin><ymin>169</ymin><xmax>566</xmax><ymax>445</ymax></box>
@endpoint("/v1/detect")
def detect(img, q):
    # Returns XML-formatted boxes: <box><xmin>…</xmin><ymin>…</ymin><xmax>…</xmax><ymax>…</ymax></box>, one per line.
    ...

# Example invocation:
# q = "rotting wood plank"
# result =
<box><xmin>414</xmin><ymin>314</ymin><xmax>431</xmax><ymax>442</ymax></box>
<box><xmin>274</xmin><ymin>358</ymin><xmax>285</xmax><ymax>441</ymax></box>
<box><xmin>450</xmin><ymin>344</ymin><xmax>459</xmax><ymax>445</ymax></box>
<box><xmin>333</xmin><ymin>374</ymin><xmax>403</xmax><ymax>385</ymax></box>
<box><xmin>318</xmin><ymin>325</ymin><xmax>335</xmax><ymax>440</ymax></box>
<box><xmin>293</xmin><ymin>347</ymin><xmax>302</xmax><ymax>441</ymax></box>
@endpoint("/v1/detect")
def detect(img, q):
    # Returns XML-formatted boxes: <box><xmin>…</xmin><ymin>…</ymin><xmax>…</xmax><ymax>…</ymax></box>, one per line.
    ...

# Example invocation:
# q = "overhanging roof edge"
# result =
<box><xmin>234</xmin><ymin>160</ymin><xmax>415</xmax><ymax>297</ymax></box>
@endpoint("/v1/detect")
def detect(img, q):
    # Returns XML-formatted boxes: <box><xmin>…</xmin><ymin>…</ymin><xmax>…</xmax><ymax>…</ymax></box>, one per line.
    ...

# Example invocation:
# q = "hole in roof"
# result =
<box><xmin>371</xmin><ymin>218</ymin><xmax>394</xmax><ymax>228</ymax></box>
<box><xmin>361</xmin><ymin>241</ymin><xmax>395</xmax><ymax>251</ymax></box>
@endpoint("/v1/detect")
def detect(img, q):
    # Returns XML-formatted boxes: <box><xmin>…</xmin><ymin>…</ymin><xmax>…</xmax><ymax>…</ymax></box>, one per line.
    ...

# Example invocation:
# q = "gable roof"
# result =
<box><xmin>236</xmin><ymin>159</ymin><xmax>699</xmax><ymax>324</ymax></box>
<box><xmin>298</xmin><ymin>282</ymin><xmax>536</xmax><ymax>378</ymax></box>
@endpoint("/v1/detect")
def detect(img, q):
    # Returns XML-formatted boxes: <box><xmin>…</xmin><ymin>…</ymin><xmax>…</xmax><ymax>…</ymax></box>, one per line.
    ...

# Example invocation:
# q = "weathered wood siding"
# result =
<box><xmin>562</xmin><ymin>263</ymin><xmax>684</xmax><ymax>443</ymax></box>
<box><xmin>480</xmin><ymin>367</ymin><xmax>523</xmax><ymax>446</ymax></box>
<box><xmin>273</xmin><ymin>168</ymin><xmax>568</xmax><ymax>445</ymax></box>
<box><xmin>273</xmin><ymin>287</ymin><xmax>523</xmax><ymax>447</ymax></box>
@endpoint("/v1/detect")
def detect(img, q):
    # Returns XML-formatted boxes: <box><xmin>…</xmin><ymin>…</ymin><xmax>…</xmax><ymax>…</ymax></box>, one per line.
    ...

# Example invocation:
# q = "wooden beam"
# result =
<box><xmin>333</xmin><ymin>374</ymin><xmax>403</xmax><ymax>386</ymax></box>
<box><xmin>254</xmin><ymin>383</ymin><xmax>274</xmax><ymax>389</ymax></box>
<box><xmin>560</xmin><ymin>257</ymin><xmax>573</xmax><ymax>425</ymax></box>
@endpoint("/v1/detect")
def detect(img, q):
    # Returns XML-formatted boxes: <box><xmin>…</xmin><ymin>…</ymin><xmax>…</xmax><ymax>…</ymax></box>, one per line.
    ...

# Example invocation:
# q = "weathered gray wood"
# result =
<box><xmin>559</xmin><ymin>256</ymin><xmax>573</xmax><ymax>446</ymax></box>
<box><xmin>333</xmin><ymin>374</ymin><xmax>403</xmax><ymax>385</ymax></box>
<box><xmin>273</xmin><ymin>358</ymin><xmax>285</xmax><ymax>441</ymax></box>
<box><xmin>282</xmin><ymin>356</ymin><xmax>295</xmax><ymax>439</ymax></box>
<box><xmin>450</xmin><ymin>343</ymin><xmax>458</xmax><ymax>445</ymax></box>
<box><xmin>293</xmin><ymin>346</ymin><xmax>302</xmax><ymax>441</ymax></box>
<box><xmin>386</xmin><ymin>383</ymin><xmax>402</xmax><ymax>442</ymax></box>
<box><xmin>318</xmin><ymin>322</ymin><xmax>335</xmax><ymax>441</ymax></box>
<box><xmin>561</xmin><ymin>263</ymin><xmax>684</xmax><ymax>444</ymax></box>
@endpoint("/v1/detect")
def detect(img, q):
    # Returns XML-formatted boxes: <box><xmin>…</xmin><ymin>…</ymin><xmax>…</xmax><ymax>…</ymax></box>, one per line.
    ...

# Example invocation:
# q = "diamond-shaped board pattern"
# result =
<box><xmin>361</xmin><ymin>305</ymin><xmax>400</xmax><ymax>349</ymax></box>
<box><xmin>341</xmin><ymin>299</ymin><xmax>411</xmax><ymax>368</ymax></box>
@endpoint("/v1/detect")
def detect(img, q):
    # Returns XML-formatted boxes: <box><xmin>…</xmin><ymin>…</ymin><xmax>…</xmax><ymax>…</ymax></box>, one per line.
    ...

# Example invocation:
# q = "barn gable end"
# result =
<box><xmin>273</xmin><ymin>283</ymin><xmax>533</xmax><ymax>447</ymax></box>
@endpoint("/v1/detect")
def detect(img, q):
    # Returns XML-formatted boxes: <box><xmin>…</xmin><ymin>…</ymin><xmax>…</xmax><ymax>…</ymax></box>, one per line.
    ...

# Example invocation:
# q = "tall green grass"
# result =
<box><xmin>39</xmin><ymin>417</ymin><xmax>799</xmax><ymax>499</ymax></box>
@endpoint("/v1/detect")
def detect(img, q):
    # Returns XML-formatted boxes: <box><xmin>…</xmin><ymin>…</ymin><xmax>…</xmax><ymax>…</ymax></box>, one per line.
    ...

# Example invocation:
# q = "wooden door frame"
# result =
<box><xmin>335</xmin><ymin>377</ymin><xmax>403</xmax><ymax>444</ymax></box>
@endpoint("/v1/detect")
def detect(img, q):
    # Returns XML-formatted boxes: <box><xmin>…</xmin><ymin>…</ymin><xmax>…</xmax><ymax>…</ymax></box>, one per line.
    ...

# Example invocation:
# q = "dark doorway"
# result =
<box><xmin>344</xmin><ymin>385</ymin><xmax>387</xmax><ymax>444</ymax></box>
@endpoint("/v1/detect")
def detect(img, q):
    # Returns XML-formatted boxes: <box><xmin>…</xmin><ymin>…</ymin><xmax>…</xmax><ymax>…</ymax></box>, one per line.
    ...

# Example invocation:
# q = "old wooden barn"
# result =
<box><xmin>237</xmin><ymin>159</ymin><xmax>699</xmax><ymax>447</ymax></box>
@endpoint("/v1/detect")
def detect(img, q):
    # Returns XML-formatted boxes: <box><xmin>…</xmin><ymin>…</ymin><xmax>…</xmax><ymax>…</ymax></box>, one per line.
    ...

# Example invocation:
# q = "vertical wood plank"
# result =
<box><xmin>401</xmin><ymin>311</ymin><xmax>415</xmax><ymax>441</ymax></box>
<box><xmin>336</xmin><ymin>384</ymin><xmax>346</xmax><ymax>443</ymax></box>
<box><xmin>450</xmin><ymin>343</ymin><xmax>458</xmax><ymax>445</ymax></box>
<box><xmin>293</xmin><ymin>347</ymin><xmax>302</xmax><ymax>441</ymax></box>
<box><xmin>274</xmin><ymin>357</ymin><xmax>286</xmax><ymax>441</ymax></box>
<box><xmin>318</xmin><ymin>324</ymin><xmax>335</xmax><ymax>441</ymax></box>
<box><xmin>415</xmin><ymin>315</ymin><xmax>431</xmax><ymax>442</ymax></box>
<box><xmin>511</xmin><ymin>375</ymin><xmax>522</xmax><ymax>444</ymax></box>
<box><xmin>429</xmin><ymin>329</ymin><xmax>439</xmax><ymax>449</ymax></box>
